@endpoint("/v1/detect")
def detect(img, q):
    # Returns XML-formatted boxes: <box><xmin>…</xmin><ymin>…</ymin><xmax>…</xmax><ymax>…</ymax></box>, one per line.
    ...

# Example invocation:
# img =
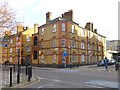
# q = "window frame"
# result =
<box><xmin>33</xmin><ymin>50</ymin><xmax>38</xmax><ymax>59</ymax></box>
<box><xmin>41</xmin><ymin>28</ymin><xmax>44</xmax><ymax>35</ymax></box>
<box><xmin>71</xmin><ymin>39</ymin><xmax>76</xmax><ymax>48</ymax></box>
<box><xmin>62</xmin><ymin>23</ymin><xmax>65</xmax><ymax>32</ymax></box>
<box><xmin>52</xmin><ymin>39</ymin><xmax>56</xmax><ymax>47</ymax></box>
<box><xmin>53</xmin><ymin>24</ymin><xmax>57</xmax><ymax>32</ymax></box>
<box><xmin>81</xmin><ymin>41</ymin><xmax>85</xmax><ymax>49</ymax></box>
<box><xmin>72</xmin><ymin>25</ymin><xmax>75</xmax><ymax>33</ymax></box>
<box><xmin>61</xmin><ymin>39</ymin><xmax>66</xmax><ymax>47</ymax></box>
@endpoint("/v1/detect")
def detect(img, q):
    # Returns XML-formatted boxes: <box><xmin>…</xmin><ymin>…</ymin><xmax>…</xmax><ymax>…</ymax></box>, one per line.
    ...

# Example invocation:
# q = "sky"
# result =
<box><xmin>2</xmin><ymin>0</ymin><xmax>119</xmax><ymax>40</ymax></box>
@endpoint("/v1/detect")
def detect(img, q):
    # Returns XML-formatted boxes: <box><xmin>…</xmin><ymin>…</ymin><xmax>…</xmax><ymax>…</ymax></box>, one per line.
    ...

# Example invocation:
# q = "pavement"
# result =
<box><xmin>0</xmin><ymin>65</ymin><xmax>39</xmax><ymax>89</ymax></box>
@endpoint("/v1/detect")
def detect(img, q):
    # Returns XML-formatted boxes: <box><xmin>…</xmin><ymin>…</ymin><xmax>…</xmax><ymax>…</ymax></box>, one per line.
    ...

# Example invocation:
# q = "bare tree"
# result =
<box><xmin>0</xmin><ymin>1</ymin><xmax>21</xmax><ymax>35</ymax></box>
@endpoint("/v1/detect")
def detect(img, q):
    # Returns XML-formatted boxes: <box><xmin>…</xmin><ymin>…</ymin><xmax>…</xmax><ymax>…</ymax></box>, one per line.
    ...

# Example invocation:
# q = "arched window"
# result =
<box><xmin>33</xmin><ymin>36</ymin><xmax>38</xmax><ymax>46</ymax></box>
<box><xmin>33</xmin><ymin>50</ymin><xmax>38</xmax><ymax>59</ymax></box>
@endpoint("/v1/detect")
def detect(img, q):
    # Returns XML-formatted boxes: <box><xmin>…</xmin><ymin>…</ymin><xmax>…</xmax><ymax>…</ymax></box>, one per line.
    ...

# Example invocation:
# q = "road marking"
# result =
<box><xmin>58</xmin><ymin>69</ymin><xmax>79</xmax><ymax>72</ymax></box>
<box><xmin>40</xmin><ymin>77</ymin><xmax>103</xmax><ymax>88</ymax></box>
<box><xmin>39</xmin><ymin>84</ymin><xmax>53</xmax><ymax>88</ymax></box>
<box><xmin>85</xmin><ymin>80</ymin><xmax>119</xmax><ymax>88</ymax></box>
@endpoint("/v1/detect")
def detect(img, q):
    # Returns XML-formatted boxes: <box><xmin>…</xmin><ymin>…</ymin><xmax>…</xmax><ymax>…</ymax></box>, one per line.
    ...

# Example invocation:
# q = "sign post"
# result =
<box><xmin>16</xmin><ymin>37</ymin><xmax>21</xmax><ymax>84</ymax></box>
<box><xmin>62</xmin><ymin>50</ymin><xmax>68</xmax><ymax>68</ymax></box>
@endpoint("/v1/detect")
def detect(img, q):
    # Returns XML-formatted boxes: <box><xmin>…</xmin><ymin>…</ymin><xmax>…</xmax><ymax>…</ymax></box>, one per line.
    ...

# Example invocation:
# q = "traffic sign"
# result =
<box><xmin>62</xmin><ymin>50</ymin><xmax>68</xmax><ymax>57</ymax></box>
<box><xmin>16</xmin><ymin>37</ymin><xmax>21</xmax><ymax>49</ymax></box>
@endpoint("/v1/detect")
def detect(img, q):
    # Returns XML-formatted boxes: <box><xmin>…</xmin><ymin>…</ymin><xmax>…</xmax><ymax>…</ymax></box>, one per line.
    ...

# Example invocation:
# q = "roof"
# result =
<box><xmin>38</xmin><ymin>17</ymin><xmax>106</xmax><ymax>38</ymax></box>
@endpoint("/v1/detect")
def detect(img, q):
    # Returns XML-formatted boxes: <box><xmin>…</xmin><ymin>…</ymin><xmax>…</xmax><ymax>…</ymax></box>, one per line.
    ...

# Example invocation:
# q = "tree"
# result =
<box><xmin>0</xmin><ymin>1</ymin><xmax>20</xmax><ymax>35</ymax></box>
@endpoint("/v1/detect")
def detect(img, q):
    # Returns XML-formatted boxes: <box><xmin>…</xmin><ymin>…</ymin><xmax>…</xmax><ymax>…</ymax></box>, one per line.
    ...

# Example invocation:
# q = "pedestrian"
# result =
<box><xmin>115</xmin><ymin>61</ymin><xmax>119</xmax><ymax>71</ymax></box>
<box><xmin>77</xmin><ymin>61</ymin><xmax>79</xmax><ymax>69</ymax></box>
<box><xmin>104</xmin><ymin>57</ymin><xmax>109</xmax><ymax>70</ymax></box>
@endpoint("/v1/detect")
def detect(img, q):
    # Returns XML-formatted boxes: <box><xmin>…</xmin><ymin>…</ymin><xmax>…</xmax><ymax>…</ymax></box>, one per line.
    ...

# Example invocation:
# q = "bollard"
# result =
<box><xmin>28</xmin><ymin>66</ymin><xmax>31</xmax><ymax>82</ymax></box>
<box><xmin>17</xmin><ymin>66</ymin><xmax>20</xmax><ymax>84</ymax></box>
<box><xmin>26</xmin><ymin>65</ymin><xmax>28</xmax><ymax>75</ymax></box>
<box><xmin>10</xmin><ymin>67</ymin><xmax>12</xmax><ymax>87</ymax></box>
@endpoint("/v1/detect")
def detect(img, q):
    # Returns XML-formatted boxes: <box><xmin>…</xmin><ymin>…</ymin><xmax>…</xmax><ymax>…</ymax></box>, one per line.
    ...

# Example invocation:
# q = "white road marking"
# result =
<box><xmin>39</xmin><ymin>84</ymin><xmax>53</xmax><ymax>88</ymax></box>
<box><xmin>39</xmin><ymin>77</ymin><xmax>104</xmax><ymax>88</ymax></box>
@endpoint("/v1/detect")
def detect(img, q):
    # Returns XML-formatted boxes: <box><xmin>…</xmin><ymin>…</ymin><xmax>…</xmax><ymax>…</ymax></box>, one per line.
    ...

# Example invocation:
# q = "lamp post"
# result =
<box><xmin>17</xmin><ymin>49</ymin><xmax>20</xmax><ymax>83</ymax></box>
<box><xmin>69</xmin><ymin>32</ymin><xmax>72</xmax><ymax>69</ymax></box>
<box><xmin>16</xmin><ymin>37</ymin><xmax>21</xmax><ymax>84</ymax></box>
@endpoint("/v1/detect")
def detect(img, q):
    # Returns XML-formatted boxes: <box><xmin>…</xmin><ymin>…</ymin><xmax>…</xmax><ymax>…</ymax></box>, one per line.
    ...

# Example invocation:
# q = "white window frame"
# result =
<box><xmin>26</xmin><ymin>45</ymin><xmax>31</xmax><ymax>52</ymax></box>
<box><xmin>72</xmin><ymin>54</ymin><xmax>76</xmax><ymax>62</ymax></box>
<box><xmin>41</xmin><ymin>55</ymin><xmax>44</xmax><ymax>62</ymax></box>
<box><xmin>26</xmin><ymin>35</ymin><xmax>30</xmax><ymax>42</ymax></box>
<box><xmin>10</xmin><ymin>39</ymin><xmax>13</xmax><ymax>43</ymax></box>
<box><xmin>99</xmin><ymin>46</ymin><xmax>101</xmax><ymax>51</ymax></box>
<box><xmin>62</xmin><ymin>23</ymin><xmax>65</xmax><ymax>31</ymax></box>
<box><xmin>81</xmin><ymin>41</ymin><xmax>85</xmax><ymax>49</ymax></box>
<box><xmin>72</xmin><ymin>25</ymin><xmax>75</xmax><ymax>33</ymax></box>
<box><xmin>53</xmin><ymin>24</ymin><xmax>56</xmax><ymax>32</ymax></box>
<box><xmin>88</xmin><ymin>42</ymin><xmax>90</xmax><ymax>50</ymax></box>
<box><xmin>10</xmin><ymin>48</ymin><xmax>12</xmax><ymax>53</ymax></box>
<box><xmin>88</xmin><ymin>31</ymin><xmax>90</xmax><ymax>37</ymax></box>
<box><xmin>81</xmin><ymin>30</ymin><xmax>85</xmax><ymax>37</ymax></box>
<box><xmin>52</xmin><ymin>40</ymin><xmax>56</xmax><ymax>47</ymax></box>
<box><xmin>41</xmin><ymin>28</ymin><xmax>44</xmax><ymax>35</ymax></box>
<box><xmin>61</xmin><ymin>39</ymin><xmax>66</xmax><ymax>47</ymax></box>
<box><xmin>71</xmin><ymin>39</ymin><xmax>76</xmax><ymax>48</ymax></box>
<box><xmin>81</xmin><ymin>54</ymin><xmax>85</xmax><ymax>62</ymax></box>
<box><xmin>52</xmin><ymin>54</ymin><xmax>56</xmax><ymax>63</ymax></box>
<box><xmin>10</xmin><ymin>57</ymin><xmax>12</xmax><ymax>62</ymax></box>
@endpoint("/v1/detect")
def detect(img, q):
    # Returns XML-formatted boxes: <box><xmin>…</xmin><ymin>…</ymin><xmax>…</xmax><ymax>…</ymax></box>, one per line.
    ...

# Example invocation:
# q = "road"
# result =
<box><xmin>21</xmin><ymin>65</ymin><xmax>119</xmax><ymax>89</ymax></box>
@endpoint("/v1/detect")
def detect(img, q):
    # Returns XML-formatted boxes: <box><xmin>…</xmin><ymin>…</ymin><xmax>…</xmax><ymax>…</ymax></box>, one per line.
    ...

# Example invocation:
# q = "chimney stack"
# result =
<box><xmin>62</xmin><ymin>9</ymin><xmax>73</xmax><ymax>21</ymax></box>
<box><xmin>34</xmin><ymin>24</ymin><xmax>39</xmax><ymax>33</ymax></box>
<box><xmin>46</xmin><ymin>12</ymin><xmax>52</xmax><ymax>23</ymax></box>
<box><xmin>85</xmin><ymin>22</ymin><xmax>93</xmax><ymax>31</ymax></box>
<box><xmin>94</xmin><ymin>29</ymin><xmax>97</xmax><ymax>33</ymax></box>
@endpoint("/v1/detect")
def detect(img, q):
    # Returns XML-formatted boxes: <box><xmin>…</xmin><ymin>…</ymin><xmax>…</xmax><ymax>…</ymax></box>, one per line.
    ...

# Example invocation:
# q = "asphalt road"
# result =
<box><xmin>20</xmin><ymin>65</ymin><xmax>119</xmax><ymax>89</ymax></box>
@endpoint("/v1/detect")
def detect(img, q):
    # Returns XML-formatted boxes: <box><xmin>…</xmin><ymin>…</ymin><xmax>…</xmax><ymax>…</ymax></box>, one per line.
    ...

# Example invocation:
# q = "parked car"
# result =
<box><xmin>97</xmin><ymin>60</ymin><xmax>104</xmax><ymax>66</ymax></box>
<box><xmin>108</xmin><ymin>59</ymin><xmax>116</xmax><ymax>65</ymax></box>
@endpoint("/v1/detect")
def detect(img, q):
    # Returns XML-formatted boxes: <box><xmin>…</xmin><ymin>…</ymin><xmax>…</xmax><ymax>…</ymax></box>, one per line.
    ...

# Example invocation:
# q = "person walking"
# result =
<box><xmin>104</xmin><ymin>57</ymin><xmax>109</xmax><ymax>70</ymax></box>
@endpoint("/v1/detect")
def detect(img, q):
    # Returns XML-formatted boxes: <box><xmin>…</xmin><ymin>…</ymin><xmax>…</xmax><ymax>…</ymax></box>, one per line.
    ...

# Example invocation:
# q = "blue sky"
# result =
<box><xmin>3</xmin><ymin>0</ymin><xmax>119</xmax><ymax>40</ymax></box>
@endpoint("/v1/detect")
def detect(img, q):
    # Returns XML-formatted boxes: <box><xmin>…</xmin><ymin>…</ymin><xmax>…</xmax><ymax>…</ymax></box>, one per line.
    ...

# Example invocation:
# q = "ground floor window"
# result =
<box><xmin>10</xmin><ymin>56</ymin><xmax>12</xmax><ymax>63</ymax></box>
<box><xmin>53</xmin><ymin>54</ymin><xmax>56</xmax><ymax>63</ymax></box>
<box><xmin>81</xmin><ymin>54</ymin><xmax>85</xmax><ymax>63</ymax></box>
<box><xmin>72</xmin><ymin>54</ymin><xmax>76</xmax><ymax>62</ymax></box>
<box><xmin>41</xmin><ymin>55</ymin><xmax>44</xmax><ymax>62</ymax></box>
<box><xmin>33</xmin><ymin>50</ymin><xmax>38</xmax><ymax>59</ymax></box>
<box><xmin>62</xmin><ymin>57</ymin><xmax>66</xmax><ymax>64</ymax></box>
